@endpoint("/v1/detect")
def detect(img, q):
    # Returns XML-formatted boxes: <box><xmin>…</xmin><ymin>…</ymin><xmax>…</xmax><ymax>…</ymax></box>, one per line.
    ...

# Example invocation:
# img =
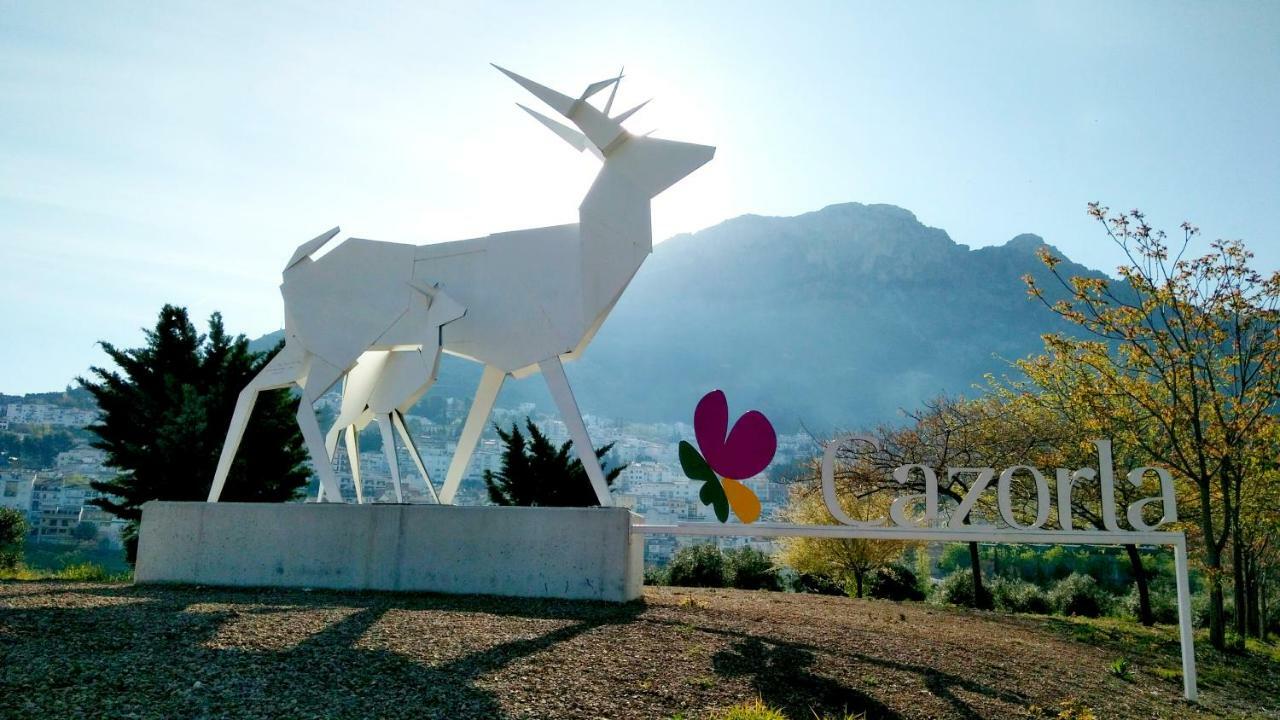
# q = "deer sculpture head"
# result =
<box><xmin>494</xmin><ymin>65</ymin><xmax>715</xmax><ymax>200</ymax></box>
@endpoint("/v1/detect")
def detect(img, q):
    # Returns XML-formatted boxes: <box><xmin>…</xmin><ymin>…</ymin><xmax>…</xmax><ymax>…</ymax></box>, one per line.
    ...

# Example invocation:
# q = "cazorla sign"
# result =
<box><xmin>820</xmin><ymin>437</ymin><xmax>1176</xmax><ymax>532</ymax></box>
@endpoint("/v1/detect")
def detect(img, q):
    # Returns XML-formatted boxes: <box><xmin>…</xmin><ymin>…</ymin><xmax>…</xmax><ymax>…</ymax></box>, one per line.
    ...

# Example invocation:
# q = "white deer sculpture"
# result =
<box><xmin>208</xmin><ymin>64</ymin><xmax>714</xmax><ymax>506</ymax></box>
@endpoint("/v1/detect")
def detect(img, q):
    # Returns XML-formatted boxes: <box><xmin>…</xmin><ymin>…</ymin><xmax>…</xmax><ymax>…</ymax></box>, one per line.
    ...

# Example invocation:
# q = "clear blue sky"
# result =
<box><xmin>2</xmin><ymin>1</ymin><xmax>1277</xmax><ymax>394</ymax></box>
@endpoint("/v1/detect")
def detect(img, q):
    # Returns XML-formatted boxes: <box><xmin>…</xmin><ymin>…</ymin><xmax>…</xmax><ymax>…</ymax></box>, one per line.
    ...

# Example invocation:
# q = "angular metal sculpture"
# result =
<box><xmin>209</xmin><ymin>65</ymin><xmax>714</xmax><ymax>505</ymax></box>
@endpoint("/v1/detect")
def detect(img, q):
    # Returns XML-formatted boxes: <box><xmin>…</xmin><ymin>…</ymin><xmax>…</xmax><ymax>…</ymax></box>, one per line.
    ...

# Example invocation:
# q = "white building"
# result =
<box><xmin>0</xmin><ymin>470</ymin><xmax>36</xmax><ymax>516</ymax></box>
<box><xmin>3</xmin><ymin>403</ymin><xmax>98</xmax><ymax>427</ymax></box>
<box><xmin>55</xmin><ymin>447</ymin><xmax>108</xmax><ymax>471</ymax></box>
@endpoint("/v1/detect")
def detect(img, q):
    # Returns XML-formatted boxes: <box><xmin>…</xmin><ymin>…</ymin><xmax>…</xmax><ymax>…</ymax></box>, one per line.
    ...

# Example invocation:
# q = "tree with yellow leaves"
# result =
<box><xmin>988</xmin><ymin>364</ymin><xmax>1179</xmax><ymax>626</ymax></box>
<box><xmin>1024</xmin><ymin>205</ymin><xmax>1280</xmax><ymax>649</ymax></box>
<box><xmin>777</xmin><ymin>476</ymin><xmax>909</xmax><ymax>598</ymax></box>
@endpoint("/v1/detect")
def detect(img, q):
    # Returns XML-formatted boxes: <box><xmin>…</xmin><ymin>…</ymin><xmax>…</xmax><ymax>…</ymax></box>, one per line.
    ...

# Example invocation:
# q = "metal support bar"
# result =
<box><xmin>1173</xmin><ymin>537</ymin><xmax>1198</xmax><ymax>701</ymax></box>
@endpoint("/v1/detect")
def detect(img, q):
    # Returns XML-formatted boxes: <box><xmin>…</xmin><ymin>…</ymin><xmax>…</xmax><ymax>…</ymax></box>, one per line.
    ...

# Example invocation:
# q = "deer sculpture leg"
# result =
<box><xmin>539</xmin><ymin>355</ymin><xmax>613</xmax><ymax>506</ymax></box>
<box><xmin>208</xmin><ymin>345</ymin><xmax>307</xmax><ymax>502</ymax></box>
<box><xmin>439</xmin><ymin>365</ymin><xmax>505</xmax><ymax>504</ymax></box>
<box><xmin>295</xmin><ymin>358</ymin><xmax>346</xmax><ymax>503</ymax></box>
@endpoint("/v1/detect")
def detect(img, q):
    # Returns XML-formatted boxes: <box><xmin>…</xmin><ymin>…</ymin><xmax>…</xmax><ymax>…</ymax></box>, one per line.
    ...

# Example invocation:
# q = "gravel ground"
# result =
<box><xmin>0</xmin><ymin>582</ymin><xmax>1274</xmax><ymax>719</ymax></box>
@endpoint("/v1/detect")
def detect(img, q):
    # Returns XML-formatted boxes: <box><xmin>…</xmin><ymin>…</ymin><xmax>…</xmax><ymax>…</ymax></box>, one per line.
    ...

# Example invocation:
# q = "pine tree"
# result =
<box><xmin>80</xmin><ymin>305</ymin><xmax>310</xmax><ymax>561</ymax></box>
<box><xmin>484</xmin><ymin>418</ymin><xmax>623</xmax><ymax>507</ymax></box>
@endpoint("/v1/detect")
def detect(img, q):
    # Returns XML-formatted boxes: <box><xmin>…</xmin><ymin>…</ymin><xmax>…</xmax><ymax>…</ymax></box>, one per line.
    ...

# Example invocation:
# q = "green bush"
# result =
<box><xmin>643</xmin><ymin>565</ymin><xmax>668</xmax><ymax>586</ymax></box>
<box><xmin>724</xmin><ymin>547</ymin><xmax>779</xmax><ymax>591</ymax></box>
<box><xmin>868</xmin><ymin>564</ymin><xmax>924</xmax><ymax>601</ymax></box>
<box><xmin>21</xmin><ymin>540</ymin><xmax>131</xmax><ymax>575</ymax></box>
<box><xmin>1122</xmin><ymin>585</ymin><xmax>1179</xmax><ymax>624</ymax></box>
<box><xmin>0</xmin><ymin>507</ymin><xmax>27</xmax><ymax>570</ymax></box>
<box><xmin>666</xmin><ymin>543</ymin><xmax>728</xmax><ymax>588</ymax></box>
<box><xmin>990</xmin><ymin>576</ymin><xmax>1051</xmax><ymax>615</ymax></box>
<box><xmin>792</xmin><ymin>572</ymin><xmax>846</xmax><ymax>596</ymax></box>
<box><xmin>936</xmin><ymin>543</ymin><xmax>973</xmax><ymax>573</ymax></box>
<box><xmin>1049</xmin><ymin>573</ymin><xmax>1111</xmax><ymax>618</ymax></box>
<box><xmin>1187</xmin><ymin>589</ymin><xmax>1228</xmax><ymax>627</ymax></box>
<box><xmin>932</xmin><ymin>569</ymin><xmax>991</xmax><ymax>608</ymax></box>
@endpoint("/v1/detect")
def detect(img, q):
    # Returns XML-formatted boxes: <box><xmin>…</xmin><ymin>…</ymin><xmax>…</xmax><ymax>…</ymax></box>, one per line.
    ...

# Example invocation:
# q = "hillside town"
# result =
<box><xmin>1</xmin><ymin>396</ymin><xmax>809</xmax><ymax>567</ymax></box>
<box><xmin>0</xmin><ymin>400</ymin><xmax>128</xmax><ymax>553</ymax></box>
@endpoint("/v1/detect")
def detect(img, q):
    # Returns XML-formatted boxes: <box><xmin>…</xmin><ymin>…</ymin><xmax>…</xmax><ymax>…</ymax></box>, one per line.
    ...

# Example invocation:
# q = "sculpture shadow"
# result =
<box><xmin>712</xmin><ymin>637</ymin><xmax>903</xmax><ymax>720</ymax></box>
<box><xmin>0</xmin><ymin>585</ymin><xmax>643</xmax><ymax>719</ymax></box>
<box><xmin>685</xmin><ymin>618</ymin><xmax>1028</xmax><ymax>720</ymax></box>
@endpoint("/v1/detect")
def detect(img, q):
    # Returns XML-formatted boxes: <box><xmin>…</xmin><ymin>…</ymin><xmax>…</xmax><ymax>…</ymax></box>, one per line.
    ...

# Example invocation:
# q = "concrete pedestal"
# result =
<box><xmin>135</xmin><ymin>502</ymin><xmax>643</xmax><ymax>602</ymax></box>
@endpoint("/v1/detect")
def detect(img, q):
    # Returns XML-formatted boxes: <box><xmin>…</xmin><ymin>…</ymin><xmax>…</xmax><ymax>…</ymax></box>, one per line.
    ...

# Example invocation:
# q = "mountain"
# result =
<box><xmin>252</xmin><ymin>203</ymin><xmax>1104</xmax><ymax>431</ymax></box>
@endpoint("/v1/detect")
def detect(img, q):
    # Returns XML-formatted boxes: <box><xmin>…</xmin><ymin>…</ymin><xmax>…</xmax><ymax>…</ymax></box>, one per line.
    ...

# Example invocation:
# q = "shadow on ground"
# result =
<box><xmin>0</xmin><ymin>584</ymin><xmax>642</xmax><ymax>719</ymax></box>
<box><xmin>713</xmin><ymin>637</ymin><xmax>904</xmax><ymax>720</ymax></box>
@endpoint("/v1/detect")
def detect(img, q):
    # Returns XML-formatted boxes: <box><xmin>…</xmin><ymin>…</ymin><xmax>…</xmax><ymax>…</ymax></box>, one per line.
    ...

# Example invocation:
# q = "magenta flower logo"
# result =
<box><xmin>679</xmin><ymin>390</ymin><xmax>777</xmax><ymax>523</ymax></box>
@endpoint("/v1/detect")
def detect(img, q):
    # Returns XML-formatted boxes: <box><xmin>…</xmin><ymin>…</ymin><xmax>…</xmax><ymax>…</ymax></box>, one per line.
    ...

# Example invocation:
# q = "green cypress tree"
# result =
<box><xmin>484</xmin><ymin>418</ymin><xmax>623</xmax><ymax>507</ymax></box>
<box><xmin>80</xmin><ymin>305</ymin><xmax>310</xmax><ymax>561</ymax></box>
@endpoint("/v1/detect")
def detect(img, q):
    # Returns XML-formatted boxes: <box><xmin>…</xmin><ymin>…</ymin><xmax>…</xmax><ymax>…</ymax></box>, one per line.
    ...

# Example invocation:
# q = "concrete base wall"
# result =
<box><xmin>135</xmin><ymin>502</ymin><xmax>643</xmax><ymax>602</ymax></box>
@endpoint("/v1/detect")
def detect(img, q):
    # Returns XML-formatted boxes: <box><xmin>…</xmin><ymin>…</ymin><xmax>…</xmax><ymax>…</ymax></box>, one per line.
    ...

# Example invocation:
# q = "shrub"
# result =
<box><xmin>724</xmin><ymin>547</ymin><xmax>779</xmax><ymax>591</ymax></box>
<box><xmin>666</xmin><ymin>543</ymin><xmax>728</xmax><ymax>588</ymax></box>
<box><xmin>1123</xmin><ymin>585</ymin><xmax>1179</xmax><ymax>624</ymax></box>
<box><xmin>990</xmin><ymin>577</ymin><xmax>1052</xmax><ymax>615</ymax></box>
<box><xmin>1191</xmin><ymin>590</ymin><xmax>1236</xmax><ymax>629</ymax></box>
<box><xmin>1049</xmin><ymin>573</ymin><xmax>1111</xmax><ymax>618</ymax></box>
<box><xmin>868</xmin><ymin>564</ymin><xmax>924</xmax><ymax>601</ymax></box>
<box><xmin>932</xmin><ymin>569</ymin><xmax>992</xmax><ymax>608</ymax></box>
<box><xmin>936</xmin><ymin>543</ymin><xmax>973</xmax><ymax>573</ymax></box>
<box><xmin>0</xmin><ymin>507</ymin><xmax>26</xmax><ymax>570</ymax></box>
<box><xmin>643</xmin><ymin>565</ymin><xmax>668</xmax><ymax>586</ymax></box>
<box><xmin>792</xmin><ymin>572</ymin><xmax>846</xmax><ymax>596</ymax></box>
<box><xmin>71</xmin><ymin>521</ymin><xmax>98</xmax><ymax>542</ymax></box>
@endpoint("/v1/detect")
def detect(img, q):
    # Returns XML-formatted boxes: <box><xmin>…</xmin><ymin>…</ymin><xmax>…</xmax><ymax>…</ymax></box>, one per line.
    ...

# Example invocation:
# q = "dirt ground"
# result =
<box><xmin>0</xmin><ymin>582</ymin><xmax>1275</xmax><ymax>719</ymax></box>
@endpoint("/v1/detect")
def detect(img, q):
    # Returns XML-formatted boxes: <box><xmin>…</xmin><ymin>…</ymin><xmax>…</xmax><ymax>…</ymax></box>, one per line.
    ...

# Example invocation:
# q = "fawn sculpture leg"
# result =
<box><xmin>539</xmin><ymin>355</ymin><xmax>613</xmax><ymax>507</ymax></box>
<box><xmin>322</xmin><ymin>378</ymin><xmax>348</xmax><ymax>461</ymax></box>
<box><xmin>393</xmin><ymin>410</ymin><xmax>439</xmax><ymax>503</ymax></box>
<box><xmin>324</xmin><ymin>353</ymin><xmax>390</xmax><ymax>460</ymax></box>
<box><xmin>344</xmin><ymin>427</ymin><xmax>364</xmax><ymax>504</ymax></box>
<box><xmin>208</xmin><ymin>347</ymin><xmax>306</xmax><ymax>502</ymax></box>
<box><xmin>376</xmin><ymin>414</ymin><xmax>404</xmax><ymax>503</ymax></box>
<box><xmin>440</xmin><ymin>365</ymin><xmax>505</xmax><ymax>504</ymax></box>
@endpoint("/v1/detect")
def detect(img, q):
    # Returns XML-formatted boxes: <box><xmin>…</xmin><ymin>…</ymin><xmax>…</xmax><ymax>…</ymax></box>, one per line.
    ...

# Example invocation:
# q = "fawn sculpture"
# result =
<box><xmin>208</xmin><ymin>65</ymin><xmax>714</xmax><ymax>505</ymax></box>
